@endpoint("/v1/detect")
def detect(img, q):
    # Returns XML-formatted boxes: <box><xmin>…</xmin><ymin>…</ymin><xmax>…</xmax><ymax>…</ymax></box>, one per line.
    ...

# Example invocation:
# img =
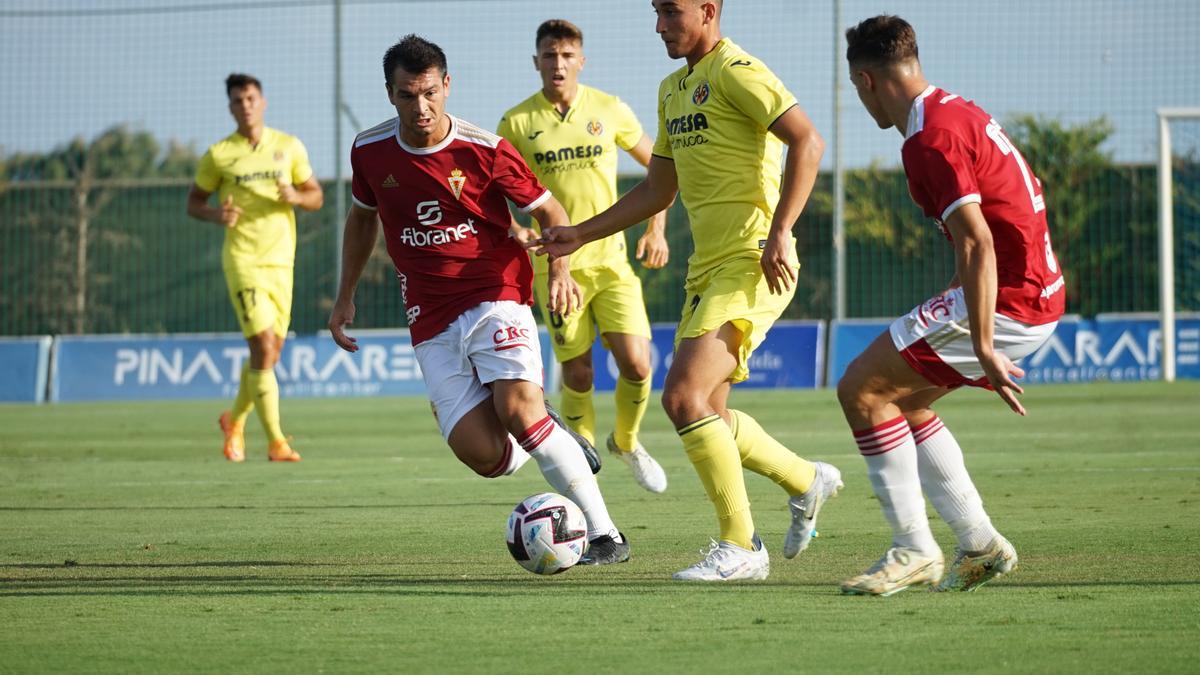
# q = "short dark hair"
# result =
<box><xmin>383</xmin><ymin>34</ymin><xmax>448</xmax><ymax>85</ymax></box>
<box><xmin>225</xmin><ymin>73</ymin><xmax>262</xmax><ymax>97</ymax></box>
<box><xmin>845</xmin><ymin>15</ymin><xmax>919</xmax><ymax>67</ymax></box>
<box><xmin>535</xmin><ymin>19</ymin><xmax>583</xmax><ymax>49</ymax></box>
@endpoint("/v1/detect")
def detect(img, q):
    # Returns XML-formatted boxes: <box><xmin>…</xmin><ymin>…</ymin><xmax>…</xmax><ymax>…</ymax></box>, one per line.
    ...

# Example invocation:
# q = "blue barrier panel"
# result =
<box><xmin>0</xmin><ymin>337</ymin><xmax>52</xmax><ymax>403</ymax></box>
<box><xmin>51</xmin><ymin>328</ymin><xmax>558</xmax><ymax>403</ymax></box>
<box><xmin>1023</xmin><ymin>314</ymin><xmax>1200</xmax><ymax>383</ymax></box>
<box><xmin>826</xmin><ymin>313</ymin><xmax>1200</xmax><ymax>387</ymax></box>
<box><xmin>826</xmin><ymin>319</ymin><xmax>890</xmax><ymax>387</ymax></box>
<box><xmin>587</xmin><ymin>320</ymin><xmax>825</xmax><ymax>391</ymax></box>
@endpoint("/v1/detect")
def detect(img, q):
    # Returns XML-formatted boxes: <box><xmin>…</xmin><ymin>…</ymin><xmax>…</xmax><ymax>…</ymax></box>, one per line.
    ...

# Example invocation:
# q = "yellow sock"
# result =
<box><xmin>612</xmin><ymin>376</ymin><xmax>651</xmax><ymax>452</ymax></box>
<box><xmin>231</xmin><ymin>363</ymin><xmax>254</xmax><ymax>426</ymax></box>
<box><xmin>245</xmin><ymin>368</ymin><xmax>285</xmax><ymax>443</ymax></box>
<box><xmin>559</xmin><ymin>384</ymin><xmax>595</xmax><ymax>445</ymax></box>
<box><xmin>729</xmin><ymin>409</ymin><xmax>816</xmax><ymax>496</ymax></box>
<box><xmin>679</xmin><ymin>415</ymin><xmax>755</xmax><ymax>549</ymax></box>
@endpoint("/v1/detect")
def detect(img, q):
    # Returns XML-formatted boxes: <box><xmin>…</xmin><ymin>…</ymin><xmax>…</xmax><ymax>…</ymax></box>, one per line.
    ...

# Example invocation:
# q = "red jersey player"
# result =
<box><xmin>836</xmin><ymin>16</ymin><xmax>1065</xmax><ymax>595</ymax></box>
<box><xmin>328</xmin><ymin>35</ymin><xmax>630</xmax><ymax>565</ymax></box>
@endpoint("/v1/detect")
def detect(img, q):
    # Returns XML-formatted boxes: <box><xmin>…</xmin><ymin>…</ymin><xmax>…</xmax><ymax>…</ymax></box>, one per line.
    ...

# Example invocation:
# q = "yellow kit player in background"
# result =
<box><xmin>498</xmin><ymin>20</ymin><xmax>670</xmax><ymax>493</ymax></box>
<box><xmin>536</xmin><ymin>0</ymin><xmax>842</xmax><ymax>581</ymax></box>
<box><xmin>186</xmin><ymin>73</ymin><xmax>324</xmax><ymax>462</ymax></box>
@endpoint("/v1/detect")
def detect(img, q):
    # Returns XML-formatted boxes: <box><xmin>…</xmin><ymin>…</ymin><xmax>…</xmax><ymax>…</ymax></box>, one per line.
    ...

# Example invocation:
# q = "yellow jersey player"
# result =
<box><xmin>498</xmin><ymin>19</ymin><xmax>669</xmax><ymax>493</ymax></box>
<box><xmin>536</xmin><ymin>0</ymin><xmax>842</xmax><ymax>581</ymax></box>
<box><xmin>187</xmin><ymin>73</ymin><xmax>324</xmax><ymax>463</ymax></box>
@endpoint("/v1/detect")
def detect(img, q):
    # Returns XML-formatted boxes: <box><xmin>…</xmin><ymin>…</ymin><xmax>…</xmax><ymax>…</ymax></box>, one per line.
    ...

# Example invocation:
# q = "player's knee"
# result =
<box><xmin>660</xmin><ymin>383</ymin><xmax>700</xmax><ymax>427</ymax></box>
<box><xmin>616</xmin><ymin>353</ymin><xmax>651</xmax><ymax>381</ymax></box>
<box><xmin>491</xmin><ymin>384</ymin><xmax>545</xmax><ymax>435</ymax></box>
<box><xmin>561</xmin><ymin>359</ymin><xmax>594</xmax><ymax>391</ymax></box>
<box><xmin>836</xmin><ymin>362</ymin><xmax>872</xmax><ymax>413</ymax></box>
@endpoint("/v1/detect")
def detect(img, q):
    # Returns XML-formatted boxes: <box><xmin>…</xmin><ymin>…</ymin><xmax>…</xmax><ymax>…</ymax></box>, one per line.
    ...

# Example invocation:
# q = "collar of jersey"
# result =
<box><xmin>905</xmin><ymin>85</ymin><xmax>938</xmax><ymax>139</ymax></box>
<box><xmin>687</xmin><ymin>37</ymin><xmax>732</xmax><ymax>75</ymax></box>
<box><xmin>396</xmin><ymin>114</ymin><xmax>457</xmax><ymax>155</ymax></box>
<box><xmin>230</xmin><ymin>126</ymin><xmax>273</xmax><ymax>149</ymax></box>
<box><xmin>537</xmin><ymin>86</ymin><xmax>585</xmax><ymax>122</ymax></box>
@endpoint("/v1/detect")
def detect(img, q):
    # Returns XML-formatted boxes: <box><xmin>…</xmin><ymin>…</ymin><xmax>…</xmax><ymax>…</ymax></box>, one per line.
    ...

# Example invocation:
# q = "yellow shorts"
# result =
<box><xmin>224</xmin><ymin>264</ymin><xmax>292</xmax><ymax>338</ymax></box>
<box><xmin>534</xmin><ymin>261</ymin><xmax>652</xmax><ymax>363</ymax></box>
<box><xmin>675</xmin><ymin>255</ymin><xmax>798</xmax><ymax>384</ymax></box>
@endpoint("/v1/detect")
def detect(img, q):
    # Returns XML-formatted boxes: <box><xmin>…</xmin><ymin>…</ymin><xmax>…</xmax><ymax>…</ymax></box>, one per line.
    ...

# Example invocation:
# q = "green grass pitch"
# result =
<box><xmin>2</xmin><ymin>381</ymin><xmax>1199</xmax><ymax>673</ymax></box>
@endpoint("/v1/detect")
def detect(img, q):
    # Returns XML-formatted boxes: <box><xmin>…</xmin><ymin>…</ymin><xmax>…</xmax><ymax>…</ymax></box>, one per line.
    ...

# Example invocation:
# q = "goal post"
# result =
<box><xmin>1156</xmin><ymin>108</ymin><xmax>1200</xmax><ymax>382</ymax></box>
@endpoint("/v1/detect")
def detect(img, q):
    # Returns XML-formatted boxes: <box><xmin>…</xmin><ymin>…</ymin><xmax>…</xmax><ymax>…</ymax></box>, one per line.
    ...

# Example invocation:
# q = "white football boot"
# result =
<box><xmin>672</xmin><ymin>535</ymin><xmax>770</xmax><ymax>582</ymax></box>
<box><xmin>783</xmin><ymin>461</ymin><xmax>844</xmax><ymax>558</ymax></box>
<box><xmin>841</xmin><ymin>547</ymin><xmax>945</xmax><ymax>597</ymax></box>
<box><xmin>606</xmin><ymin>434</ymin><xmax>668</xmax><ymax>494</ymax></box>
<box><xmin>933</xmin><ymin>536</ymin><xmax>1018</xmax><ymax>592</ymax></box>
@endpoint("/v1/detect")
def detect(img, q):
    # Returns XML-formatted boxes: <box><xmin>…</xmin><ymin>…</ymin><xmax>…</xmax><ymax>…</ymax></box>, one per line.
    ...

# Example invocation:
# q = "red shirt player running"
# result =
<box><xmin>328</xmin><ymin>35</ymin><xmax>630</xmax><ymax>564</ymax></box>
<box><xmin>836</xmin><ymin>16</ymin><xmax>1065</xmax><ymax>596</ymax></box>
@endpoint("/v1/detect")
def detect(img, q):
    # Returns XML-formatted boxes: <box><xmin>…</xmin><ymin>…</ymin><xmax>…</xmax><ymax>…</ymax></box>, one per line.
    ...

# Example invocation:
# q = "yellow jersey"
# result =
<box><xmin>194</xmin><ymin>127</ymin><xmax>314</xmax><ymax>268</ymax></box>
<box><xmin>498</xmin><ymin>85</ymin><xmax>644</xmax><ymax>271</ymax></box>
<box><xmin>652</xmin><ymin>38</ymin><xmax>797</xmax><ymax>275</ymax></box>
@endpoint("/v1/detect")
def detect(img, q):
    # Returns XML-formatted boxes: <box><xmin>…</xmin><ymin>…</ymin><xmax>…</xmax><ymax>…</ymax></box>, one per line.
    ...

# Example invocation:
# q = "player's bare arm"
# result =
<box><xmin>329</xmin><ymin>204</ymin><xmax>381</xmax><ymax>353</ymax></box>
<box><xmin>507</xmin><ymin>214</ymin><xmax>538</xmax><ymax>246</ymax></box>
<box><xmin>186</xmin><ymin>186</ymin><xmax>242</xmax><ymax>228</ymax></box>
<box><xmin>945</xmin><ymin>202</ymin><xmax>1027</xmax><ymax>416</ymax></box>
<box><xmin>535</xmin><ymin>155</ymin><xmax>677</xmax><ymax>259</ymax></box>
<box><xmin>276</xmin><ymin>176</ymin><xmax>324</xmax><ymax>211</ymax></box>
<box><xmin>761</xmin><ymin>105</ymin><xmax>825</xmax><ymax>295</ymax></box>
<box><xmin>528</xmin><ymin>196</ymin><xmax>582</xmax><ymax>316</ymax></box>
<box><xmin>626</xmin><ymin>134</ymin><xmax>670</xmax><ymax>269</ymax></box>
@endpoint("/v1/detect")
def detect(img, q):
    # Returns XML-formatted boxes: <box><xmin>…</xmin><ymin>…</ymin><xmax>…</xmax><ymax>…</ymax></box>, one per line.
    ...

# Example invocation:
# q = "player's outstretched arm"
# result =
<box><xmin>329</xmin><ymin>204</ymin><xmax>380</xmax><ymax>353</ymax></box>
<box><xmin>528</xmin><ymin>197</ymin><xmax>581</xmax><ymax>316</ymax></box>
<box><xmin>627</xmin><ymin>135</ymin><xmax>670</xmax><ymax>269</ymax></box>
<box><xmin>761</xmin><ymin>105</ymin><xmax>825</xmax><ymax>295</ymax></box>
<box><xmin>534</xmin><ymin>155</ymin><xmax>677</xmax><ymax>259</ymax></box>
<box><xmin>945</xmin><ymin>203</ymin><xmax>1027</xmax><ymax>416</ymax></box>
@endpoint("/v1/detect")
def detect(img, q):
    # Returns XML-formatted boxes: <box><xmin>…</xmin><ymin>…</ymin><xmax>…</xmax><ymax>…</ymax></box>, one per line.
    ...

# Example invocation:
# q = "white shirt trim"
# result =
<box><xmin>905</xmin><ymin>85</ymin><xmax>938</xmax><ymax>139</ymax></box>
<box><xmin>351</xmin><ymin>195</ymin><xmax>378</xmax><ymax>211</ymax></box>
<box><xmin>516</xmin><ymin>190</ymin><xmax>552</xmax><ymax>214</ymax></box>
<box><xmin>355</xmin><ymin>117</ymin><xmax>398</xmax><ymax>148</ymax></box>
<box><xmin>397</xmin><ymin>114</ymin><xmax>458</xmax><ymax>155</ymax></box>
<box><xmin>941</xmin><ymin>193</ymin><xmax>981</xmax><ymax>222</ymax></box>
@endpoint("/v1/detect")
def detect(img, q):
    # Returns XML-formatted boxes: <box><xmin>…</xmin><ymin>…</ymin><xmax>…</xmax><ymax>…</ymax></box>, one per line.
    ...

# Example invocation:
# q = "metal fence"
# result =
<box><xmin>1</xmin><ymin>0</ymin><xmax>1197</xmax><ymax>336</ymax></box>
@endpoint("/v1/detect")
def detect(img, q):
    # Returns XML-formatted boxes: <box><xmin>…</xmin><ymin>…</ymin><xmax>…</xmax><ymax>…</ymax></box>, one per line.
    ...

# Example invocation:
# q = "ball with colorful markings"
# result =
<box><xmin>506</xmin><ymin>493</ymin><xmax>588</xmax><ymax>575</ymax></box>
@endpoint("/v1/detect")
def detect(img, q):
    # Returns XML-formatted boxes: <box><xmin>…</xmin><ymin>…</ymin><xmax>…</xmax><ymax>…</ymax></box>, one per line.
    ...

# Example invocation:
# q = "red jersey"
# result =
<box><xmin>901</xmin><ymin>86</ymin><xmax>1065</xmax><ymax>325</ymax></box>
<box><xmin>351</xmin><ymin>115</ymin><xmax>551</xmax><ymax>344</ymax></box>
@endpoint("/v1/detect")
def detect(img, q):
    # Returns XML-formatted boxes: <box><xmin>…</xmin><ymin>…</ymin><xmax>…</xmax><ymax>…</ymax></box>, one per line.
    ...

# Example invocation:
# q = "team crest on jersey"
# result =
<box><xmin>447</xmin><ymin>168</ymin><xmax>466</xmax><ymax>200</ymax></box>
<box><xmin>273</xmin><ymin>151</ymin><xmax>285</xmax><ymax>162</ymax></box>
<box><xmin>586</xmin><ymin>119</ymin><xmax>604</xmax><ymax>136</ymax></box>
<box><xmin>692</xmin><ymin>82</ymin><xmax>710</xmax><ymax>105</ymax></box>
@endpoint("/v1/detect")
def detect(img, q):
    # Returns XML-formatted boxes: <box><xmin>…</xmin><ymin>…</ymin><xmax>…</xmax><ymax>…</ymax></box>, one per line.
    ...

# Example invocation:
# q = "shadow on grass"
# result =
<box><xmin>4</xmin><ymin>566</ymin><xmax>1200</xmax><ymax>600</ymax></box>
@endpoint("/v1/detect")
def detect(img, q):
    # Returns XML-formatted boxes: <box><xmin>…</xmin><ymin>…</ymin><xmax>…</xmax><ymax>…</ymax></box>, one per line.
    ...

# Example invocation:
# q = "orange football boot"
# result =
<box><xmin>218</xmin><ymin>411</ymin><xmax>245</xmax><ymax>462</ymax></box>
<box><xmin>268</xmin><ymin>438</ymin><xmax>301</xmax><ymax>462</ymax></box>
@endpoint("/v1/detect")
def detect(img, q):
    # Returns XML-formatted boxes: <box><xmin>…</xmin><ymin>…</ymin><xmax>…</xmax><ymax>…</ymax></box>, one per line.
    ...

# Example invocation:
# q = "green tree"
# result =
<box><xmin>0</xmin><ymin>126</ymin><xmax>200</xmax><ymax>333</ymax></box>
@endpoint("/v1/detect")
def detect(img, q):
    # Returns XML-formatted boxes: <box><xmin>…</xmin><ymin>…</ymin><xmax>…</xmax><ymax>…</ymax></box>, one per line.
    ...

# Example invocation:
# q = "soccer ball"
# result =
<box><xmin>506</xmin><ymin>493</ymin><xmax>588</xmax><ymax>575</ymax></box>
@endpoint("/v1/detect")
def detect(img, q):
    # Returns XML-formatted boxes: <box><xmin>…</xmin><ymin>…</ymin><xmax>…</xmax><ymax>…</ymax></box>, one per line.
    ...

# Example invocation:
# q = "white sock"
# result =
<box><xmin>854</xmin><ymin>416</ymin><xmax>939</xmax><ymax>555</ymax></box>
<box><xmin>912</xmin><ymin>416</ymin><xmax>1000</xmax><ymax>553</ymax></box>
<box><xmin>481</xmin><ymin>438</ymin><xmax>532</xmax><ymax>478</ymax></box>
<box><xmin>519</xmin><ymin>415</ymin><xmax>618</xmax><ymax>541</ymax></box>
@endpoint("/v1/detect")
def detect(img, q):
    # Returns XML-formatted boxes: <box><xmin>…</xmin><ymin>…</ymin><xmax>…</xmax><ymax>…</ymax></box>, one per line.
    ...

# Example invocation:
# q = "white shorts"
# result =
<box><xmin>414</xmin><ymin>301</ymin><xmax>544</xmax><ymax>439</ymax></box>
<box><xmin>889</xmin><ymin>287</ymin><xmax>1057</xmax><ymax>389</ymax></box>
